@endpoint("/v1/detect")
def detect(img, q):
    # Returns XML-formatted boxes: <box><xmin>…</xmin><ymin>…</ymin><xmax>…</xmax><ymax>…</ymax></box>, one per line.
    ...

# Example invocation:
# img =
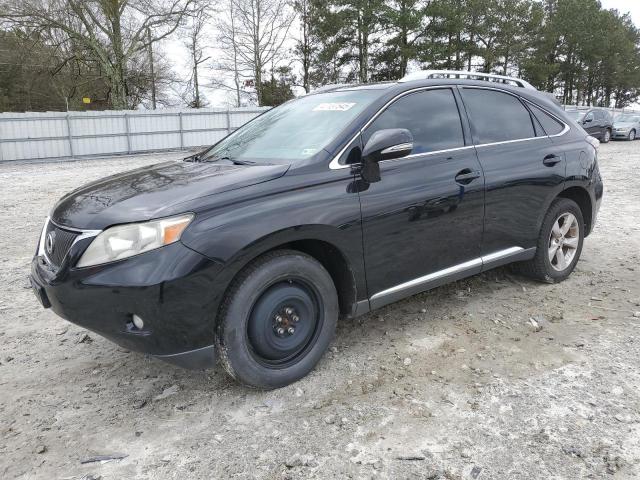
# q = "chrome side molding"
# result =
<box><xmin>370</xmin><ymin>246</ymin><xmax>529</xmax><ymax>302</ymax></box>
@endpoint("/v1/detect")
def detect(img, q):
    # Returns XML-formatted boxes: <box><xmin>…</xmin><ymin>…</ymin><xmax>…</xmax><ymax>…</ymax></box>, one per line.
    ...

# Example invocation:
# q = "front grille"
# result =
<box><xmin>44</xmin><ymin>221</ymin><xmax>80</xmax><ymax>267</ymax></box>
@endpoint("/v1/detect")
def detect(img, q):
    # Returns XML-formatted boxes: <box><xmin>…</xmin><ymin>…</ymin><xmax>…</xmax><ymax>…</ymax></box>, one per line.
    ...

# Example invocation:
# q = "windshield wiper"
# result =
<box><xmin>204</xmin><ymin>156</ymin><xmax>255</xmax><ymax>165</ymax></box>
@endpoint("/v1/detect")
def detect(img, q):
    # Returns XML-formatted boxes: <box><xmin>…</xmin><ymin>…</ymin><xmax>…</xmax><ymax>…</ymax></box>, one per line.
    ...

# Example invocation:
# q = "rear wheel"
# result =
<box><xmin>216</xmin><ymin>250</ymin><xmax>338</xmax><ymax>389</ymax></box>
<box><xmin>515</xmin><ymin>198</ymin><xmax>584</xmax><ymax>283</ymax></box>
<box><xmin>602</xmin><ymin>129</ymin><xmax>611</xmax><ymax>143</ymax></box>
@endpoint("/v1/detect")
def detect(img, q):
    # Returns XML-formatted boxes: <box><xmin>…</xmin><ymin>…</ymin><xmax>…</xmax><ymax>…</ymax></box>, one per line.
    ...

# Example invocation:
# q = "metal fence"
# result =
<box><xmin>0</xmin><ymin>107</ymin><xmax>269</xmax><ymax>162</ymax></box>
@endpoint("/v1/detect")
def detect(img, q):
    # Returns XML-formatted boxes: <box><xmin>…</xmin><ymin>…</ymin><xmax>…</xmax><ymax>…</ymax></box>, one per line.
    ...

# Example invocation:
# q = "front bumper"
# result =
<box><xmin>30</xmin><ymin>241</ymin><xmax>225</xmax><ymax>369</ymax></box>
<box><xmin>612</xmin><ymin>130</ymin><xmax>631</xmax><ymax>138</ymax></box>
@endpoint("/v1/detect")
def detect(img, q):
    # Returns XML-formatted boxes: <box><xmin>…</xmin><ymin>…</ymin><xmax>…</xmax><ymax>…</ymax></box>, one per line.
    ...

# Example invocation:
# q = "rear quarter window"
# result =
<box><xmin>528</xmin><ymin>103</ymin><xmax>566</xmax><ymax>136</ymax></box>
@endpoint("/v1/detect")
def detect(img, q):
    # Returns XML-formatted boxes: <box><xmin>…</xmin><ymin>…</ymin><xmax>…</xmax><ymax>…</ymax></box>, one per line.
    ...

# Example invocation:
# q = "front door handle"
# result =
<box><xmin>455</xmin><ymin>169</ymin><xmax>481</xmax><ymax>185</ymax></box>
<box><xmin>543</xmin><ymin>154</ymin><xmax>562</xmax><ymax>166</ymax></box>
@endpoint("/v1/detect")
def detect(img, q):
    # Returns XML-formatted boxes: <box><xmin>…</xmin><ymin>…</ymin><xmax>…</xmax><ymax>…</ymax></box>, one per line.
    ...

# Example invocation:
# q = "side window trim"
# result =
<box><xmin>329</xmin><ymin>86</ymin><xmax>570</xmax><ymax>170</ymax></box>
<box><xmin>523</xmin><ymin>100</ymin><xmax>568</xmax><ymax>137</ymax></box>
<box><xmin>361</xmin><ymin>87</ymin><xmax>467</xmax><ymax>160</ymax></box>
<box><xmin>459</xmin><ymin>86</ymin><xmax>537</xmax><ymax>146</ymax></box>
<box><xmin>459</xmin><ymin>86</ymin><xmax>570</xmax><ymax>147</ymax></box>
<box><xmin>521</xmin><ymin>98</ymin><xmax>570</xmax><ymax>138</ymax></box>
<box><xmin>330</xmin><ymin>86</ymin><xmax>469</xmax><ymax>170</ymax></box>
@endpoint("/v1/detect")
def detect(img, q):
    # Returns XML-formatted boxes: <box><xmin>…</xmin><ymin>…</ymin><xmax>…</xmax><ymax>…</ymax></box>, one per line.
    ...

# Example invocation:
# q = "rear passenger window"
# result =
<box><xmin>460</xmin><ymin>88</ymin><xmax>535</xmax><ymax>143</ymax></box>
<box><xmin>363</xmin><ymin>89</ymin><xmax>464</xmax><ymax>155</ymax></box>
<box><xmin>528</xmin><ymin>103</ymin><xmax>566</xmax><ymax>136</ymax></box>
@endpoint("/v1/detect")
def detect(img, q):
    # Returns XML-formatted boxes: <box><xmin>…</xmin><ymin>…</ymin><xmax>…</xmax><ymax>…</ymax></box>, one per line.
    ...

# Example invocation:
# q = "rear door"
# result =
<box><xmin>458</xmin><ymin>87</ymin><xmax>566</xmax><ymax>268</ymax></box>
<box><xmin>358</xmin><ymin>87</ymin><xmax>485</xmax><ymax>308</ymax></box>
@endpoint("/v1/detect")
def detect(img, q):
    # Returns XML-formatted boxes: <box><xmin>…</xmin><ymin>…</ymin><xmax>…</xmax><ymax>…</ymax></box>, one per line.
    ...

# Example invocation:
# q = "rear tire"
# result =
<box><xmin>515</xmin><ymin>198</ymin><xmax>584</xmax><ymax>283</ymax></box>
<box><xmin>216</xmin><ymin>250</ymin><xmax>338</xmax><ymax>389</ymax></box>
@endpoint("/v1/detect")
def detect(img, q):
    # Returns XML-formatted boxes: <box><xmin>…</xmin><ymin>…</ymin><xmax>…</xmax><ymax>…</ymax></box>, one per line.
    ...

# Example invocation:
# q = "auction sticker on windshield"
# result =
<box><xmin>313</xmin><ymin>102</ymin><xmax>356</xmax><ymax>112</ymax></box>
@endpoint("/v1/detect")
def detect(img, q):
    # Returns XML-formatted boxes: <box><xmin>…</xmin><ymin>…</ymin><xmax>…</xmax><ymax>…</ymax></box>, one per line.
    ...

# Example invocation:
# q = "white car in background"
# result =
<box><xmin>612</xmin><ymin>114</ymin><xmax>640</xmax><ymax>141</ymax></box>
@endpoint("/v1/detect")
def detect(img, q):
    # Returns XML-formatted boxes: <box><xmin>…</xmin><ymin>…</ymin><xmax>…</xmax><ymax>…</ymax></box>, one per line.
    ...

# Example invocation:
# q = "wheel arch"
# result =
<box><xmin>557</xmin><ymin>186</ymin><xmax>594</xmax><ymax>236</ymax></box>
<box><xmin>214</xmin><ymin>228</ymin><xmax>362</xmax><ymax>320</ymax></box>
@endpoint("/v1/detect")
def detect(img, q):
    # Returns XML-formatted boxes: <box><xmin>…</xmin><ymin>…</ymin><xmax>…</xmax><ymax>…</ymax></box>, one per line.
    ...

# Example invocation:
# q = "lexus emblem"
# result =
<box><xmin>45</xmin><ymin>231</ymin><xmax>55</xmax><ymax>256</ymax></box>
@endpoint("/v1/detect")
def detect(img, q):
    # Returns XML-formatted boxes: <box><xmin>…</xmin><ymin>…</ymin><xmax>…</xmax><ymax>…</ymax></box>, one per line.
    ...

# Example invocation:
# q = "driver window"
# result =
<box><xmin>362</xmin><ymin>89</ymin><xmax>465</xmax><ymax>155</ymax></box>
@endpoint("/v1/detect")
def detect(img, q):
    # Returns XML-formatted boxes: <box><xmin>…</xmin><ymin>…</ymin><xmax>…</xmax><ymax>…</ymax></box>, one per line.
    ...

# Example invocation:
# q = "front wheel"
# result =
<box><xmin>629</xmin><ymin>129</ymin><xmax>636</xmax><ymax>141</ymax></box>
<box><xmin>602</xmin><ymin>129</ymin><xmax>611</xmax><ymax>143</ymax></box>
<box><xmin>216</xmin><ymin>250</ymin><xmax>338</xmax><ymax>389</ymax></box>
<box><xmin>515</xmin><ymin>198</ymin><xmax>584</xmax><ymax>283</ymax></box>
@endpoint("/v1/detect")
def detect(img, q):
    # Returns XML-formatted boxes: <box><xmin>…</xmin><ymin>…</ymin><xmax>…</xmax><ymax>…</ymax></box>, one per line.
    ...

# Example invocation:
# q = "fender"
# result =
<box><xmin>179</xmin><ymin>170</ymin><xmax>368</xmax><ymax>309</ymax></box>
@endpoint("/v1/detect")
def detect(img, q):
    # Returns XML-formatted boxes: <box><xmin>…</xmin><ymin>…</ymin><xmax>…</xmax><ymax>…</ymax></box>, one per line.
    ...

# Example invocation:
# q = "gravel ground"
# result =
<box><xmin>1</xmin><ymin>142</ymin><xmax>639</xmax><ymax>480</ymax></box>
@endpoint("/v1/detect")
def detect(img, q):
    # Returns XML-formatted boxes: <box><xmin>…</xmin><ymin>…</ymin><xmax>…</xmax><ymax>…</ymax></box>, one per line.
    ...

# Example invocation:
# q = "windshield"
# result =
<box><xmin>202</xmin><ymin>90</ymin><xmax>382</xmax><ymax>162</ymax></box>
<box><xmin>566</xmin><ymin>110</ymin><xmax>585</xmax><ymax>121</ymax></box>
<box><xmin>616</xmin><ymin>114</ymin><xmax>640</xmax><ymax>123</ymax></box>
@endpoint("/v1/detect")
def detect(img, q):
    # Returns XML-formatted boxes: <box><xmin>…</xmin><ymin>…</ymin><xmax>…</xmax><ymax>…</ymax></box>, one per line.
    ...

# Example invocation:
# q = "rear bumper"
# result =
<box><xmin>30</xmin><ymin>241</ymin><xmax>226</xmax><ymax>369</ymax></box>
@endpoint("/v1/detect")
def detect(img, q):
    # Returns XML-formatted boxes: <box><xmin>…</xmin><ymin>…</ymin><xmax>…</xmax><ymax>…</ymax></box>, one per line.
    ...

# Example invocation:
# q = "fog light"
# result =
<box><xmin>132</xmin><ymin>314</ymin><xmax>144</xmax><ymax>330</ymax></box>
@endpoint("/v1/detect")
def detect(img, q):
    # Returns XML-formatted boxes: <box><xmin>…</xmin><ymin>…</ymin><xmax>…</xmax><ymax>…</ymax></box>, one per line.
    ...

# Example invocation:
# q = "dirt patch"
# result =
<box><xmin>1</xmin><ymin>143</ymin><xmax>639</xmax><ymax>479</ymax></box>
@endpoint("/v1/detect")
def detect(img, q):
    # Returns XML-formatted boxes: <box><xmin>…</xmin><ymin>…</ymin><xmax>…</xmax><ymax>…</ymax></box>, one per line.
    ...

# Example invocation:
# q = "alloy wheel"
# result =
<box><xmin>548</xmin><ymin>212</ymin><xmax>580</xmax><ymax>272</ymax></box>
<box><xmin>630</xmin><ymin>130</ymin><xmax>636</xmax><ymax>141</ymax></box>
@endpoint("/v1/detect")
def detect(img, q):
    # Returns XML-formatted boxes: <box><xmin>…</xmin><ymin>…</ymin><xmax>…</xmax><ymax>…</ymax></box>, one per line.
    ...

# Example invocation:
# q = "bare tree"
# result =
<box><xmin>215</xmin><ymin>0</ymin><xmax>294</xmax><ymax>106</ymax></box>
<box><xmin>1</xmin><ymin>0</ymin><xmax>193</xmax><ymax>109</ymax></box>
<box><xmin>181</xmin><ymin>0</ymin><xmax>212</xmax><ymax>107</ymax></box>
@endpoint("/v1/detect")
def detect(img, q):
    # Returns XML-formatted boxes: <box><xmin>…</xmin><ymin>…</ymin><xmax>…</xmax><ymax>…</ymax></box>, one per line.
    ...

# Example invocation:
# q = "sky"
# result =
<box><xmin>162</xmin><ymin>0</ymin><xmax>640</xmax><ymax>109</ymax></box>
<box><xmin>600</xmin><ymin>0</ymin><xmax>640</xmax><ymax>25</ymax></box>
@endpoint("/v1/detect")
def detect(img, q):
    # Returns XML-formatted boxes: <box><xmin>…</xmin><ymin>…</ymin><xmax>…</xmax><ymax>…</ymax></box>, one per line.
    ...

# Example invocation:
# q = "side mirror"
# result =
<box><xmin>584</xmin><ymin>117</ymin><xmax>593</xmax><ymax>124</ymax></box>
<box><xmin>363</xmin><ymin>128</ymin><xmax>413</xmax><ymax>163</ymax></box>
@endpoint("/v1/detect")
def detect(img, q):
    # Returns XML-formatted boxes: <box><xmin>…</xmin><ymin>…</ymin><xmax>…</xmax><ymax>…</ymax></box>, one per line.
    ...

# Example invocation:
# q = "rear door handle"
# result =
<box><xmin>543</xmin><ymin>154</ymin><xmax>562</xmax><ymax>166</ymax></box>
<box><xmin>455</xmin><ymin>169</ymin><xmax>481</xmax><ymax>184</ymax></box>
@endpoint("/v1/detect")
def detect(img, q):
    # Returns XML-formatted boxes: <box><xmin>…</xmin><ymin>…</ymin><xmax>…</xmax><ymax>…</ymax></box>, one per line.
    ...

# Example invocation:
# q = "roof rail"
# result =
<box><xmin>399</xmin><ymin>70</ymin><xmax>536</xmax><ymax>90</ymax></box>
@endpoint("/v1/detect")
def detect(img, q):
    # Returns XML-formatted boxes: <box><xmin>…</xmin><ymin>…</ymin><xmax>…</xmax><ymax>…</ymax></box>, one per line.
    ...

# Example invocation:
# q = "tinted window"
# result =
<box><xmin>460</xmin><ymin>88</ymin><xmax>535</xmax><ymax>143</ymax></box>
<box><xmin>363</xmin><ymin>89</ymin><xmax>464</xmax><ymax>154</ymax></box>
<box><xmin>529</xmin><ymin>104</ymin><xmax>566</xmax><ymax>136</ymax></box>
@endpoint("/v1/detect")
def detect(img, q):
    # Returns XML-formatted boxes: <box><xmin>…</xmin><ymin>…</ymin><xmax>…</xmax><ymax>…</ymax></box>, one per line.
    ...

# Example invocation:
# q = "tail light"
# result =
<box><xmin>586</xmin><ymin>135</ymin><xmax>600</xmax><ymax>151</ymax></box>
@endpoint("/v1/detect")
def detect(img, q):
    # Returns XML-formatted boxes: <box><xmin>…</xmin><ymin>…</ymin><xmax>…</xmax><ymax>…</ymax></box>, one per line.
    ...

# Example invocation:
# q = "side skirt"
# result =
<box><xmin>369</xmin><ymin>247</ymin><xmax>536</xmax><ymax>311</ymax></box>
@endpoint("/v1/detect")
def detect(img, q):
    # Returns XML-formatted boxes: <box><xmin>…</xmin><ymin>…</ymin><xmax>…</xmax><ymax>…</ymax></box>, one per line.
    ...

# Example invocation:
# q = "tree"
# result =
<box><xmin>1</xmin><ymin>0</ymin><xmax>193</xmax><ymax>109</ymax></box>
<box><xmin>180</xmin><ymin>0</ymin><xmax>212</xmax><ymax>108</ymax></box>
<box><xmin>373</xmin><ymin>0</ymin><xmax>431</xmax><ymax>80</ymax></box>
<box><xmin>292</xmin><ymin>0</ymin><xmax>315</xmax><ymax>93</ymax></box>
<box><xmin>215</xmin><ymin>0</ymin><xmax>294</xmax><ymax>106</ymax></box>
<box><xmin>260</xmin><ymin>65</ymin><xmax>295</xmax><ymax>105</ymax></box>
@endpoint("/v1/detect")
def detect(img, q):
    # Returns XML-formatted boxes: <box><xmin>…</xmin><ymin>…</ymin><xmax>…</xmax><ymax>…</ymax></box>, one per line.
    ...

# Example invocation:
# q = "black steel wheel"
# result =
<box><xmin>216</xmin><ymin>250</ymin><xmax>338</xmax><ymax>389</ymax></box>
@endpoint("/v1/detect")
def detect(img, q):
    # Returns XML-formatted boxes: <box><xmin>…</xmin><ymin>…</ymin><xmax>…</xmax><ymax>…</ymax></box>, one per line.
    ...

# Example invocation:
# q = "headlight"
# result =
<box><xmin>76</xmin><ymin>213</ymin><xmax>194</xmax><ymax>267</ymax></box>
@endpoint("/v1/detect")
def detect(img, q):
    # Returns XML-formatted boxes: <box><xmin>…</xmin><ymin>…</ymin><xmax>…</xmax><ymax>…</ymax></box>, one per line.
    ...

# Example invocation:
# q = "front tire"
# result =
<box><xmin>216</xmin><ymin>250</ymin><xmax>338</xmax><ymax>389</ymax></box>
<box><xmin>602</xmin><ymin>129</ymin><xmax>611</xmax><ymax>143</ymax></box>
<box><xmin>628</xmin><ymin>129</ymin><xmax>636</xmax><ymax>141</ymax></box>
<box><xmin>515</xmin><ymin>198</ymin><xmax>584</xmax><ymax>283</ymax></box>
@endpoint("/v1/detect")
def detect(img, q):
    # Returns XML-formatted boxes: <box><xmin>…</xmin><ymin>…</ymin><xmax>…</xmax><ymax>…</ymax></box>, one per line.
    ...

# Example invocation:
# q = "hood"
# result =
<box><xmin>51</xmin><ymin>160</ymin><xmax>289</xmax><ymax>230</ymax></box>
<box><xmin>613</xmin><ymin>121</ymin><xmax>638</xmax><ymax>128</ymax></box>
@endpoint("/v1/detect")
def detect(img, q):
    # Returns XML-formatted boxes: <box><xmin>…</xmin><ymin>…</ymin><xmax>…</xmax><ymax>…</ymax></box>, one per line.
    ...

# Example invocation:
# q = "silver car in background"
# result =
<box><xmin>612</xmin><ymin>113</ymin><xmax>640</xmax><ymax>141</ymax></box>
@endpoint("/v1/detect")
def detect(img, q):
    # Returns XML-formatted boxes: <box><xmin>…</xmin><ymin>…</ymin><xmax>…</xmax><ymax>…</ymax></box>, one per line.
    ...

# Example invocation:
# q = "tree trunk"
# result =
<box><xmin>147</xmin><ymin>28</ymin><xmax>156</xmax><ymax>109</ymax></box>
<box><xmin>110</xmin><ymin>7</ymin><xmax>128</xmax><ymax>109</ymax></box>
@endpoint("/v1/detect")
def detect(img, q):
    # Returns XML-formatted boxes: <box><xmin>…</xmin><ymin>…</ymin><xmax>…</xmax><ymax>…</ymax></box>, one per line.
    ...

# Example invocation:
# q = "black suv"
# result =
<box><xmin>565</xmin><ymin>108</ymin><xmax>613</xmax><ymax>143</ymax></box>
<box><xmin>30</xmin><ymin>71</ymin><xmax>603</xmax><ymax>389</ymax></box>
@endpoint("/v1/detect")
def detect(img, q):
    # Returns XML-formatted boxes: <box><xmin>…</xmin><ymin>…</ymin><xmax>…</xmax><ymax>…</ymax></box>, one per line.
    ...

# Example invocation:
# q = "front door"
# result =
<box><xmin>582</xmin><ymin>110</ymin><xmax>599</xmax><ymax>136</ymax></box>
<box><xmin>358</xmin><ymin>88</ymin><xmax>485</xmax><ymax>309</ymax></box>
